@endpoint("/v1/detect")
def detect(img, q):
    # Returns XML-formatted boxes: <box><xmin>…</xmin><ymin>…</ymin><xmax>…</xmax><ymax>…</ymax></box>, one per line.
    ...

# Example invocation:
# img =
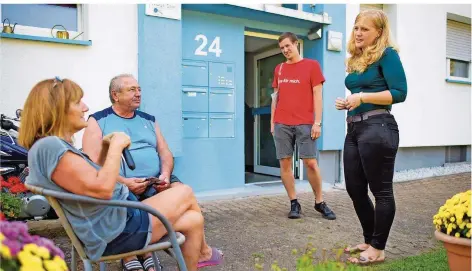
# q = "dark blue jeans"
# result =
<box><xmin>343</xmin><ymin>114</ymin><xmax>399</xmax><ymax>250</ymax></box>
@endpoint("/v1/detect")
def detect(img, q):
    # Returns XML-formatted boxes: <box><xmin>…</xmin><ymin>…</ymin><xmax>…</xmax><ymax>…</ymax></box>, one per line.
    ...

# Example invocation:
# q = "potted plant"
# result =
<box><xmin>0</xmin><ymin>219</ymin><xmax>68</xmax><ymax>271</ymax></box>
<box><xmin>433</xmin><ymin>189</ymin><xmax>471</xmax><ymax>271</ymax></box>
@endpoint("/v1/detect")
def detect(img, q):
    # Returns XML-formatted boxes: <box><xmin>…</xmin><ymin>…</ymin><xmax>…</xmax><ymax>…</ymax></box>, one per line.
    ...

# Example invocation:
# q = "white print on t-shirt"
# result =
<box><xmin>278</xmin><ymin>78</ymin><xmax>301</xmax><ymax>84</ymax></box>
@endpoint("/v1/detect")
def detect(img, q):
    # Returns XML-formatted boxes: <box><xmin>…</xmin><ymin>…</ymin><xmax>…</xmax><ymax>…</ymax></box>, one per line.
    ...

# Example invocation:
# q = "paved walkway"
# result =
<box><xmin>27</xmin><ymin>173</ymin><xmax>471</xmax><ymax>270</ymax></box>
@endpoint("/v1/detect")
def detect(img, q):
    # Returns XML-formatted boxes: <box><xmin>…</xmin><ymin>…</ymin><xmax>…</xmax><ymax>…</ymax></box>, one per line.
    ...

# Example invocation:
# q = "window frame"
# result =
<box><xmin>0</xmin><ymin>4</ymin><xmax>86</xmax><ymax>41</ymax></box>
<box><xmin>446</xmin><ymin>58</ymin><xmax>472</xmax><ymax>83</ymax></box>
<box><xmin>445</xmin><ymin>14</ymin><xmax>471</xmax><ymax>84</ymax></box>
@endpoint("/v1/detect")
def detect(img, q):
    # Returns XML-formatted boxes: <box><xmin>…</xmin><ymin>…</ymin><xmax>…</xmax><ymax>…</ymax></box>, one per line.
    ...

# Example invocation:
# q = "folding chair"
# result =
<box><xmin>26</xmin><ymin>184</ymin><xmax>188</xmax><ymax>271</ymax></box>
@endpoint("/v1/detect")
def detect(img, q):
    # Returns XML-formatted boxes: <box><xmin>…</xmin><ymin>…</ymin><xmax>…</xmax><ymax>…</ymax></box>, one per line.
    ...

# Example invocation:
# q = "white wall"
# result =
<box><xmin>345</xmin><ymin>4</ymin><xmax>471</xmax><ymax>147</ymax></box>
<box><xmin>0</xmin><ymin>4</ymin><xmax>138</xmax><ymax>149</ymax></box>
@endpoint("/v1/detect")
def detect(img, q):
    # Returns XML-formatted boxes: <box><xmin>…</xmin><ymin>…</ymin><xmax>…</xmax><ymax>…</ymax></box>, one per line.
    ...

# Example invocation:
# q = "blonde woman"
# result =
<box><xmin>335</xmin><ymin>10</ymin><xmax>407</xmax><ymax>264</ymax></box>
<box><xmin>19</xmin><ymin>78</ymin><xmax>223</xmax><ymax>271</ymax></box>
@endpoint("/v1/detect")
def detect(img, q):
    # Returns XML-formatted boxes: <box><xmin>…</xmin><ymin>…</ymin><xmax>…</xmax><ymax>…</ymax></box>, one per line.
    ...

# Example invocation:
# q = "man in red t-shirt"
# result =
<box><xmin>271</xmin><ymin>32</ymin><xmax>336</xmax><ymax>220</ymax></box>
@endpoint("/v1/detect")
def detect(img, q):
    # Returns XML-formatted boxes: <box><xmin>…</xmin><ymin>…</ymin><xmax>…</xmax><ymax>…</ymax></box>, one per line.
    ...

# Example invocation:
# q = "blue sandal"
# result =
<box><xmin>122</xmin><ymin>259</ymin><xmax>144</xmax><ymax>271</ymax></box>
<box><xmin>142</xmin><ymin>255</ymin><xmax>163</xmax><ymax>271</ymax></box>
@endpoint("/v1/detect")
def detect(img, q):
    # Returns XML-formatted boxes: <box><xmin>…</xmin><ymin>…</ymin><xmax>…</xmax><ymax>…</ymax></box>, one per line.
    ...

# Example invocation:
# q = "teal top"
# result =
<box><xmin>26</xmin><ymin>136</ymin><xmax>129</xmax><ymax>261</ymax></box>
<box><xmin>345</xmin><ymin>47</ymin><xmax>407</xmax><ymax>116</ymax></box>
<box><xmin>90</xmin><ymin>107</ymin><xmax>160</xmax><ymax>178</ymax></box>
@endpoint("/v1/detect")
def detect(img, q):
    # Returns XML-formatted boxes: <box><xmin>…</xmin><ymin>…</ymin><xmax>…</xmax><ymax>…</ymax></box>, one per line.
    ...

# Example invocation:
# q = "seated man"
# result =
<box><xmin>82</xmin><ymin>74</ymin><xmax>180</xmax><ymax>198</ymax></box>
<box><xmin>82</xmin><ymin>74</ymin><xmax>222</xmax><ymax>270</ymax></box>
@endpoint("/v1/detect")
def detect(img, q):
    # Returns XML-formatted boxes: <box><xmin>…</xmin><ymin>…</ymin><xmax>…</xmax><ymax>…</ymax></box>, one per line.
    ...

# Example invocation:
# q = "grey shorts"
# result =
<box><xmin>273</xmin><ymin>123</ymin><xmax>318</xmax><ymax>160</ymax></box>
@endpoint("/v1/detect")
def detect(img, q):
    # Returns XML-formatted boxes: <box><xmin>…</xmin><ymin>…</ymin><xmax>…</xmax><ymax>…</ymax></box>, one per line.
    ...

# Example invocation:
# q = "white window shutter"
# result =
<box><xmin>447</xmin><ymin>20</ymin><xmax>471</xmax><ymax>62</ymax></box>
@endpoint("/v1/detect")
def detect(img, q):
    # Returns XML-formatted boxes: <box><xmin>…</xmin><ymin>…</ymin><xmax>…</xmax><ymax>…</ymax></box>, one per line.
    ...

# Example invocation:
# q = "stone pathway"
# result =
<box><xmin>27</xmin><ymin>173</ymin><xmax>471</xmax><ymax>270</ymax></box>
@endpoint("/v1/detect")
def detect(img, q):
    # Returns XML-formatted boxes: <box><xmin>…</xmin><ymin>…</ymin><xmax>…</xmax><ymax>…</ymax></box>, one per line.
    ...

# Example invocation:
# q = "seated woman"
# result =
<box><xmin>19</xmin><ymin>77</ymin><xmax>223</xmax><ymax>271</ymax></box>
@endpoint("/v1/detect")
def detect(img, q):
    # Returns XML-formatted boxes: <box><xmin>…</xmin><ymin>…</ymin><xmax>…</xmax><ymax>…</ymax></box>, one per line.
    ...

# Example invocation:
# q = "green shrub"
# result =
<box><xmin>0</xmin><ymin>192</ymin><xmax>23</xmax><ymax>219</ymax></box>
<box><xmin>253</xmin><ymin>238</ymin><xmax>373</xmax><ymax>271</ymax></box>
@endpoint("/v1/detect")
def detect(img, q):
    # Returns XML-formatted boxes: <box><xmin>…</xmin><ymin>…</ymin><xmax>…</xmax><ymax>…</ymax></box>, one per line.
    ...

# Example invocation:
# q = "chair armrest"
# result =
<box><xmin>25</xmin><ymin>184</ymin><xmax>187</xmax><ymax>271</ymax></box>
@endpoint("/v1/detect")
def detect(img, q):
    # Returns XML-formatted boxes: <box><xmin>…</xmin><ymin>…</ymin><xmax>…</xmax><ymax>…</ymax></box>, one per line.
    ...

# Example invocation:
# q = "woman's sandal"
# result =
<box><xmin>344</xmin><ymin>244</ymin><xmax>369</xmax><ymax>254</ymax></box>
<box><xmin>348</xmin><ymin>255</ymin><xmax>385</xmax><ymax>265</ymax></box>
<box><xmin>141</xmin><ymin>255</ymin><xmax>163</xmax><ymax>271</ymax></box>
<box><xmin>197</xmin><ymin>247</ymin><xmax>224</xmax><ymax>269</ymax></box>
<box><xmin>121</xmin><ymin>259</ymin><xmax>145</xmax><ymax>271</ymax></box>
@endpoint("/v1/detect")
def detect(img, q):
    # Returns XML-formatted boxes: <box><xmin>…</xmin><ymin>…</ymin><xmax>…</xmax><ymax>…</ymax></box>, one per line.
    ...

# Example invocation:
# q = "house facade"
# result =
<box><xmin>1</xmin><ymin>4</ymin><xmax>470</xmax><ymax>193</ymax></box>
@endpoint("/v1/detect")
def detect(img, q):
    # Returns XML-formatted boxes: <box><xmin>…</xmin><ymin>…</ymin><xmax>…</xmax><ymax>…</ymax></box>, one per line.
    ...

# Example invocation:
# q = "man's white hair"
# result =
<box><xmin>109</xmin><ymin>73</ymin><xmax>136</xmax><ymax>103</ymax></box>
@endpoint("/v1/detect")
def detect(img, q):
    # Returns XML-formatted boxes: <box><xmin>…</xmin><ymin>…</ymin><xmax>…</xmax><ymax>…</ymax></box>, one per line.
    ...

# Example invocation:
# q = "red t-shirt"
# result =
<box><xmin>272</xmin><ymin>58</ymin><xmax>325</xmax><ymax>125</ymax></box>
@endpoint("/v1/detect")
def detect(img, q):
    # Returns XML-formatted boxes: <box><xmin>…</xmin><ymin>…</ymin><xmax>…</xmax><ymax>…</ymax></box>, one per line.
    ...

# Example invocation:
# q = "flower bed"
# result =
<box><xmin>1</xmin><ymin>175</ymin><xmax>28</xmax><ymax>219</ymax></box>
<box><xmin>0</xmin><ymin>219</ymin><xmax>68</xmax><ymax>271</ymax></box>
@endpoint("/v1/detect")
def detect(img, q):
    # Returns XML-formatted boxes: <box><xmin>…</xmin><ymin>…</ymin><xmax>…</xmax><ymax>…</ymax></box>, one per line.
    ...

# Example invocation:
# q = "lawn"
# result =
<box><xmin>375</xmin><ymin>247</ymin><xmax>449</xmax><ymax>271</ymax></box>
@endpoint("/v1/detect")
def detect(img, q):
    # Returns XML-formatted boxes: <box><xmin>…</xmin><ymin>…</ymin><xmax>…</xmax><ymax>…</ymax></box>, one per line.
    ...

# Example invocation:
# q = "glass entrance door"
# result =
<box><xmin>253</xmin><ymin>49</ymin><xmax>287</xmax><ymax>176</ymax></box>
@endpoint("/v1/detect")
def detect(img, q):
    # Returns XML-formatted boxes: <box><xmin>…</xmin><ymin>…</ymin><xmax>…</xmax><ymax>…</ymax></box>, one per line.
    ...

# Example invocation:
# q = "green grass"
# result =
<box><xmin>375</xmin><ymin>247</ymin><xmax>448</xmax><ymax>271</ymax></box>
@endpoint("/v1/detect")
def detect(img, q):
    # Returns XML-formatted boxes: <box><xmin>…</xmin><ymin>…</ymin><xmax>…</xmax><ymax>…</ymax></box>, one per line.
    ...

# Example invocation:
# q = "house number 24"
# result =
<box><xmin>194</xmin><ymin>34</ymin><xmax>222</xmax><ymax>57</ymax></box>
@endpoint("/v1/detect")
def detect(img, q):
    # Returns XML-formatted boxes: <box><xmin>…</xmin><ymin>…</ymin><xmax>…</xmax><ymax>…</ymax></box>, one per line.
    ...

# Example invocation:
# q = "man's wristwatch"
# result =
<box><xmin>314</xmin><ymin>122</ymin><xmax>322</xmax><ymax>127</ymax></box>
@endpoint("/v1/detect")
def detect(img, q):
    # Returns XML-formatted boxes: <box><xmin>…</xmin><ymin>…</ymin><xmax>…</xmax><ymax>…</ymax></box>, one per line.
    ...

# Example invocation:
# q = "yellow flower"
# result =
<box><xmin>450</xmin><ymin>217</ymin><xmax>456</xmax><ymax>222</ymax></box>
<box><xmin>22</xmin><ymin>243</ymin><xmax>40</xmax><ymax>255</ymax></box>
<box><xmin>0</xmin><ymin>245</ymin><xmax>11</xmax><ymax>259</ymax></box>
<box><xmin>36</xmin><ymin>246</ymin><xmax>50</xmax><ymax>259</ymax></box>
<box><xmin>467</xmin><ymin>223</ymin><xmax>472</xmax><ymax>229</ymax></box>
<box><xmin>0</xmin><ymin>233</ymin><xmax>4</xmax><ymax>242</ymax></box>
<box><xmin>44</xmin><ymin>260</ymin><xmax>61</xmax><ymax>271</ymax></box>
<box><xmin>17</xmin><ymin>251</ymin><xmax>43</xmax><ymax>267</ymax></box>
<box><xmin>467</xmin><ymin>232</ymin><xmax>471</xmax><ymax>238</ymax></box>
<box><xmin>455</xmin><ymin>232</ymin><xmax>461</xmax><ymax>238</ymax></box>
<box><xmin>447</xmin><ymin>227</ymin><xmax>453</xmax><ymax>235</ymax></box>
<box><xmin>53</xmin><ymin>256</ymin><xmax>68</xmax><ymax>271</ymax></box>
<box><xmin>20</xmin><ymin>266</ymin><xmax>45</xmax><ymax>271</ymax></box>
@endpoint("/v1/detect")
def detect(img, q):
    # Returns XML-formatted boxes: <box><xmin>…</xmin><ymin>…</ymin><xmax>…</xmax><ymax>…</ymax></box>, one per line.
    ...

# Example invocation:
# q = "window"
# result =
<box><xmin>1</xmin><ymin>4</ymin><xmax>84</xmax><ymax>40</ymax></box>
<box><xmin>281</xmin><ymin>4</ymin><xmax>299</xmax><ymax>10</ymax></box>
<box><xmin>446</xmin><ymin>18</ymin><xmax>471</xmax><ymax>82</ymax></box>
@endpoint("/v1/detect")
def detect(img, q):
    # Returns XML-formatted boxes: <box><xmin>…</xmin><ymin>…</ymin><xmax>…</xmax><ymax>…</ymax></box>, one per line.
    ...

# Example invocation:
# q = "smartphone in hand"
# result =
<box><xmin>145</xmin><ymin>177</ymin><xmax>166</xmax><ymax>186</ymax></box>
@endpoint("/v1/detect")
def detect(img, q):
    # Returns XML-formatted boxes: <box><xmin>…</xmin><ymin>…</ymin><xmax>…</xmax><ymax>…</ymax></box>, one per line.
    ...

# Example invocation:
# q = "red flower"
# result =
<box><xmin>0</xmin><ymin>212</ymin><xmax>5</xmax><ymax>221</ymax></box>
<box><xmin>7</xmin><ymin>176</ymin><xmax>21</xmax><ymax>185</ymax></box>
<box><xmin>9</xmin><ymin>183</ymin><xmax>28</xmax><ymax>194</ymax></box>
<box><xmin>1</xmin><ymin>180</ymin><xmax>12</xmax><ymax>188</ymax></box>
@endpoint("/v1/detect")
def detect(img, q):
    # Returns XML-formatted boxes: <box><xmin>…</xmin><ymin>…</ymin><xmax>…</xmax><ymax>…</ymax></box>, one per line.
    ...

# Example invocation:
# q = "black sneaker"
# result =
<box><xmin>288</xmin><ymin>202</ymin><xmax>301</xmax><ymax>219</ymax></box>
<box><xmin>314</xmin><ymin>202</ymin><xmax>336</xmax><ymax>220</ymax></box>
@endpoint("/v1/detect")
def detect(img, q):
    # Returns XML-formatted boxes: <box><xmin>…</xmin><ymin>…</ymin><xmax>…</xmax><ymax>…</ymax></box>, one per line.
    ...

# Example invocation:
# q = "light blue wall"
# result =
<box><xmin>301</xmin><ymin>4</ymin><xmax>312</xmax><ymax>13</ymax></box>
<box><xmin>307</xmin><ymin>4</ymin><xmax>346</xmax><ymax>151</ymax></box>
<box><xmin>137</xmin><ymin>5</ymin><xmax>183</xmax><ymax>156</ymax></box>
<box><xmin>174</xmin><ymin>10</ymin><xmax>245</xmax><ymax>192</ymax></box>
<box><xmin>138</xmin><ymin>5</ymin><xmax>347</xmax><ymax>192</ymax></box>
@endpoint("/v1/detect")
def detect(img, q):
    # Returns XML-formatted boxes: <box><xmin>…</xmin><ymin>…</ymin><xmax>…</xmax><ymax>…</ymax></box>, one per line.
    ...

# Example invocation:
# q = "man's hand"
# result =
<box><xmin>153</xmin><ymin>173</ymin><xmax>171</xmax><ymax>193</ymax></box>
<box><xmin>125</xmin><ymin>177</ymin><xmax>149</xmax><ymax>195</ymax></box>
<box><xmin>270</xmin><ymin>122</ymin><xmax>275</xmax><ymax>135</ymax></box>
<box><xmin>311</xmin><ymin>124</ymin><xmax>321</xmax><ymax>140</ymax></box>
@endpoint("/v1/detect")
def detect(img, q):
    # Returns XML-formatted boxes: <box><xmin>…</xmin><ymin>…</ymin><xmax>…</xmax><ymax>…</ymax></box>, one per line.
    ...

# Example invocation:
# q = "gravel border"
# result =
<box><xmin>335</xmin><ymin>162</ymin><xmax>471</xmax><ymax>189</ymax></box>
<box><xmin>392</xmin><ymin>162</ymin><xmax>471</xmax><ymax>183</ymax></box>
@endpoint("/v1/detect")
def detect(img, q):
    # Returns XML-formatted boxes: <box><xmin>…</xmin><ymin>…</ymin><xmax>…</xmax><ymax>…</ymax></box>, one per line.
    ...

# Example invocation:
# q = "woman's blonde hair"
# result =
<box><xmin>18</xmin><ymin>78</ymin><xmax>84</xmax><ymax>149</ymax></box>
<box><xmin>346</xmin><ymin>9</ymin><xmax>398</xmax><ymax>73</ymax></box>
